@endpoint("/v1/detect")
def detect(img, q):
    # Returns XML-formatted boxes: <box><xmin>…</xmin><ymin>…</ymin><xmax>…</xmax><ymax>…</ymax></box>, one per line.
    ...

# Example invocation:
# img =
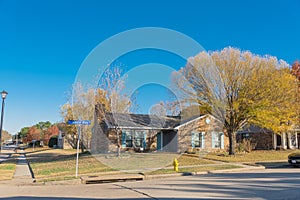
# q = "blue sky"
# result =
<box><xmin>0</xmin><ymin>0</ymin><xmax>299</xmax><ymax>134</ymax></box>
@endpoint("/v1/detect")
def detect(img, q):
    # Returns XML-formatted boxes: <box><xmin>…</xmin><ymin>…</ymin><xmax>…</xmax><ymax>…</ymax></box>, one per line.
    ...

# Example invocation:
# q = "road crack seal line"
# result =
<box><xmin>114</xmin><ymin>184</ymin><xmax>158</xmax><ymax>200</ymax></box>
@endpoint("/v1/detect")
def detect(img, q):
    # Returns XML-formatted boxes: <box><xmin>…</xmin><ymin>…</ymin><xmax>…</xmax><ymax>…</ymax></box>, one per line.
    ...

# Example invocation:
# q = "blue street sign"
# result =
<box><xmin>68</xmin><ymin>120</ymin><xmax>91</xmax><ymax>125</ymax></box>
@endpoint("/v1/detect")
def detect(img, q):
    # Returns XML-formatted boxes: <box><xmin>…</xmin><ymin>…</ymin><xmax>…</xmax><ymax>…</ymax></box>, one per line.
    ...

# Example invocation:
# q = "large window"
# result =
<box><xmin>122</xmin><ymin>130</ymin><xmax>133</xmax><ymax>148</ymax></box>
<box><xmin>122</xmin><ymin>130</ymin><xmax>146</xmax><ymax>148</ymax></box>
<box><xmin>134</xmin><ymin>131</ymin><xmax>145</xmax><ymax>148</ymax></box>
<box><xmin>212</xmin><ymin>132</ymin><xmax>224</xmax><ymax>149</ymax></box>
<box><xmin>192</xmin><ymin>132</ymin><xmax>204</xmax><ymax>148</ymax></box>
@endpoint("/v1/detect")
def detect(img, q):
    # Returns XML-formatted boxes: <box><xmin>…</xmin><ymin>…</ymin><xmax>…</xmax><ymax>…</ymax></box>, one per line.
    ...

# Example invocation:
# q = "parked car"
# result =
<box><xmin>27</xmin><ymin>140</ymin><xmax>43</xmax><ymax>148</ymax></box>
<box><xmin>288</xmin><ymin>153</ymin><xmax>300</xmax><ymax>167</ymax></box>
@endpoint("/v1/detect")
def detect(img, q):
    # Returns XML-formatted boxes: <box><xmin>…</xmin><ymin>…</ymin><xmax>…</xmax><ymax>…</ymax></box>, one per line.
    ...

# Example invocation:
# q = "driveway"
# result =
<box><xmin>0</xmin><ymin>168</ymin><xmax>300</xmax><ymax>199</ymax></box>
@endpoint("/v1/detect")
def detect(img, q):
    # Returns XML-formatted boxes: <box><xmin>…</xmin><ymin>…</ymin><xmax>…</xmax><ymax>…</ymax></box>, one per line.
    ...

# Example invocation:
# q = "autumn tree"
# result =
<box><xmin>60</xmin><ymin>103</ymin><xmax>78</xmax><ymax>148</ymax></box>
<box><xmin>43</xmin><ymin>125</ymin><xmax>59</xmax><ymax>146</ymax></box>
<box><xmin>27</xmin><ymin>126</ymin><xmax>42</xmax><ymax>142</ymax></box>
<box><xmin>61</xmin><ymin>66</ymin><xmax>132</xmax><ymax>155</ymax></box>
<box><xmin>94</xmin><ymin>67</ymin><xmax>132</xmax><ymax>156</ymax></box>
<box><xmin>292</xmin><ymin>60</ymin><xmax>300</xmax><ymax>81</ymax></box>
<box><xmin>1</xmin><ymin>130</ymin><xmax>11</xmax><ymax>143</ymax></box>
<box><xmin>173</xmin><ymin>47</ymin><xmax>298</xmax><ymax>155</ymax></box>
<box><xmin>291</xmin><ymin>60</ymin><xmax>300</xmax><ymax>126</ymax></box>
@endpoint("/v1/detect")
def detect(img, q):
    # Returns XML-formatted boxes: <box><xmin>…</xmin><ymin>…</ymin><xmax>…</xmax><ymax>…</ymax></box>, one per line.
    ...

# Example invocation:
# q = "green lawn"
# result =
<box><xmin>0</xmin><ymin>155</ymin><xmax>17</xmax><ymax>181</ymax></box>
<box><xmin>26</xmin><ymin>149</ymin><xmax>115</xmax><ymax>182</ymax></box>
<box><xmin>205</xmin><ymin>149</ymin><xmax>299</xmax><ymax>163</ymax></box>
<box><xmin>26</xmin><ymin>149</ymin><xmax>220</xmax><ymax>182</ymax></box>
<box><xmin>26</xmin><ymin>148</ymin><xmax>296</xmax><ymax>182</ymax></box>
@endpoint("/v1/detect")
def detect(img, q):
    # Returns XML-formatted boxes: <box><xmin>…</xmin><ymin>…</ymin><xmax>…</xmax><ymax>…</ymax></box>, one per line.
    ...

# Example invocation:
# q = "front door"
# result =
<box><xmin>156</xmin><ymin>132</ymin><xmax>162</xmax><ymax>151</ymax></box>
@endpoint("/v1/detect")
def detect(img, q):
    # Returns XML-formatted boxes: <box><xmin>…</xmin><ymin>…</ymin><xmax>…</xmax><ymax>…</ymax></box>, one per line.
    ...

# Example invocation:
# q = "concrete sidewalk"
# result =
<box><xmin>11</xmin><ymin>149</ymin><xmax>35</xmax><ymax>185</ymax></box>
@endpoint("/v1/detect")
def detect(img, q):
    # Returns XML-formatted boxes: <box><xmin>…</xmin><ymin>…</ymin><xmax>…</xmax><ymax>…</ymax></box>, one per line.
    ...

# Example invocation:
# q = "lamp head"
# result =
<box><xmin>1</xmin><ymin>90</ymin><xmax>8</xmax><ymax>99</ymax></box>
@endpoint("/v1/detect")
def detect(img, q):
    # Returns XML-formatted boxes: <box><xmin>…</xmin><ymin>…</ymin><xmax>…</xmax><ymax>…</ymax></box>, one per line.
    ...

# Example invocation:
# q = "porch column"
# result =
<box><xmin>287</xmin><ymin>132</ymin><xmax>292</xmax><ymax>149</ymax></box>
<box><xmin>295</xmin><ymin>132</ymin><xmax>298</xmax><ymax>150</ymax></box>
<box><xmin>282</xmin><ymin>132</ymin><xmax>287</xmax><ymax>149</ymax></box>
<box><xmin>273</xmin><ymin>133</ymin><xmax>277</xmax><ymax>150</ymax></box>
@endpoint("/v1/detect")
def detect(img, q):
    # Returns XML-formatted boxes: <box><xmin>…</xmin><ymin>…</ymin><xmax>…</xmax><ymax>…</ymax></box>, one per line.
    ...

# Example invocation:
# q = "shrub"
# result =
<box><xmin>48</xmin><ymin>136</ymin><xmax>58</xmax><ymax>148</ymax></box>
<box><xmin>236</xmin><ymin>138</ymin><xmax>257</xmax><ymax>153</ymax></box>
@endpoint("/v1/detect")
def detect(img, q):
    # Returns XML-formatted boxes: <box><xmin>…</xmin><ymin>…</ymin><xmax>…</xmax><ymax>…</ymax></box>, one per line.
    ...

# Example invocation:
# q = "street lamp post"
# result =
<box><xmin>0</xmin><ymin>90</ymin><xmax>8</xmax><ymax>152</ymax></box>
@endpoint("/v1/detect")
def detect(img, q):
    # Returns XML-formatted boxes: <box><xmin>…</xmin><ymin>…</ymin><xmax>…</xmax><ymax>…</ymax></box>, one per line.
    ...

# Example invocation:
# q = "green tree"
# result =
<box><xmin>173</xmin><ymin>47</ymin><xmax>298</xmax><ymax>155</ymax></box>
<box><xmin>36</xmin><ymin>121</ymin><xmax>52</xmax><ymax>130</ymax></box>
<box><xmin>20</xmin><ymin>127</ymin><xmax>30</xmax><ymax>140</ymax></box>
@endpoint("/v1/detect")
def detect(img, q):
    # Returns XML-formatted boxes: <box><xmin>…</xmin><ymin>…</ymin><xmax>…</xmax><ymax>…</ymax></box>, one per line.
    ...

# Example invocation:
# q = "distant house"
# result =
<box><xmin>92</xmin><ymin>106</ymin><xmax>227</xmax><ymax>153</ymax></box>
<box><xmin>237</xmin><ymin>124</ymin><xmax>300</xmax><ymax>150</ymax></box>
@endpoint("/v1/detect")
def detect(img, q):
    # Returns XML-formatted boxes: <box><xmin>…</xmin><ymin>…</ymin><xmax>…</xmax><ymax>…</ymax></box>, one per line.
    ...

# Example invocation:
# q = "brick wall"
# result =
<box><xmin>236</xmin><ymin>132</ymin><xmax>273</xmax><ymax>150</ymax></box>
<box><xmin>177</xmin><ymin>115</ymin><xmax>228</xmax><ymax>152</ymax></box>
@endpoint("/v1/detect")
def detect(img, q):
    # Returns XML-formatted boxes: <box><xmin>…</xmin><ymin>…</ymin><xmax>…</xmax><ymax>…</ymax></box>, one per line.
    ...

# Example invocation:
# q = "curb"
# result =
<box><xmin>79</xmin><ymin>164</ymin><xmax>266</xmax><ymax>184</ymax></box>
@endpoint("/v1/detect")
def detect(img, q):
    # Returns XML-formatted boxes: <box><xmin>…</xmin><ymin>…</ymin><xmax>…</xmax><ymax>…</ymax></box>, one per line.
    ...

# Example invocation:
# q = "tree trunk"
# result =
<box><xmin>81</xmin><ymin>139</ymin><xmax>84</xmax><ymax>153</ymax></box>
<box><xmin>116</xmin><ymin>130</ymin><xmax>121</xmax><ymax>157</ymax></box>
<box><xmin>228</xmin><ymin>131</ymin><xmax>236</xmax><ymax>155</ymax></box>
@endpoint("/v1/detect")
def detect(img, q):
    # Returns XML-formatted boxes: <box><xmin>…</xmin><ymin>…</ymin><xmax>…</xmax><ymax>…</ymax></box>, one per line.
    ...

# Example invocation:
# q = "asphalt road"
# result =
<box><xmin>0</xmin><ymin>168</ymin><xmax>300</xmax><ymax>200</ymax></box>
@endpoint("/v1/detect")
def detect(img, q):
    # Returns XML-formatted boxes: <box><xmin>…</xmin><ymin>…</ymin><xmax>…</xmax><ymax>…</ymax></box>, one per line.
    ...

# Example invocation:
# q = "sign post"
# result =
<box><xmin>68</xmin><ymin>120</ymin><xmax>91</xmax><ymax>178</ymax></box>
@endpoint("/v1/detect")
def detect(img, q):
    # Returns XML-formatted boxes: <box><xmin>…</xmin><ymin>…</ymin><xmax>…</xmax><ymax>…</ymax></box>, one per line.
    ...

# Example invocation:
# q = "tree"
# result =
<box><xmin>292</xmin><ymin>60</ymin><xmax>300</xmax><ymax>81</ymax></box>
<box><xmin>43</xmin><ymin>125</ymin><xmax>59</xmax><ymax>146</ymax></box>
<box><xmin>1</xmin><ymin>130</ymin><xmax>11</xmax><ymax>142</ymax></box>
<box><xmin>20</xmin><ymin>127</ymin><xmax>30</xmax><ymax>142</ymax></box>
<box><xmin>61</xmin><ymin>66</ymin><xmax>132</xmax><ymax>155</ymax></box>
<box><xmin>26</xmin><ymin>126</ymin><xmax>42</xmax><ymax>142</ymax></box>
<box><xmin>173</xmin><ymin>47</ymin><xmax>298</xmax><ymax>155</ymax></box>
<box><xmin>150</xmin><ymin>101</ymin><xmax>167</xmax><ymax>116</ymax></box>
<box><xmin>60</xmin><ymin>102</ymin><xmax>77</xmax><ymax>148</ymax></box>
<box><xmin>291</xmin><ymin>60</ymin><xmax>300</xmax><ymax>126</ymax></box>
<box><xmin>36</xmin><ymin>121</ymin><xmax>52</xmax><ymax>131</ymax></box>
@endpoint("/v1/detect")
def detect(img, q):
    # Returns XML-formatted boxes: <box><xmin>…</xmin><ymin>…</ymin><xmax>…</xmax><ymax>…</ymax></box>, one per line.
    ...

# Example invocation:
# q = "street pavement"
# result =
<box><xmin>0</xmin><ymin>149</ymin><xmax>13</xmax><ymax>163</ymax></box>
<box><xmin>0</xmin><ymin>168</ymin><xmax>300</xmax><ymax>200</ymax></box>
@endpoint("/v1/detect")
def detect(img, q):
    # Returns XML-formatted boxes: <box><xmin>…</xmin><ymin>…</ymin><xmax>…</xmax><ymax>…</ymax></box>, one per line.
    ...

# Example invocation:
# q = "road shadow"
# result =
<box><xmin>0</xmin><ymin>198</ymin><xmax>207</xmax><ymax>200</ymax></box>
<box><xmin>255</xmin><ymin>161</ymin><xmax>292</xmax><ymax>169</ymax></box>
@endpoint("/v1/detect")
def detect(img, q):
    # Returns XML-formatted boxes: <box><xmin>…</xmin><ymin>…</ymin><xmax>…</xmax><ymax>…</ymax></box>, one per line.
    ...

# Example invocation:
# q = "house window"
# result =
<box><xmin>241</xmin><ymin>133</ymin><xmax>250</xmax><ymax>140</ymax></box>
<box><xmin>122</xmin><ymin>130</ymin><xmax>133</xmax><ymax>147</ymax></box>
<box><xmin>192</xmin><ymin>132</ymin><xmax>204</xmax><ymax>148</ymax></box>
<box><xmin>122</xmin><ymin>130</ymin><xmax>146</xmax><ymax>148</ymax></box>
<box><xmin>212</xmin><ymin>132</ymin><xmax>224</xmax><ymax>149</ymax></box>
<box><xmin>134</xmin><ymin>131</ymin><xmax>145</xmax><ymax>148</ymax></box>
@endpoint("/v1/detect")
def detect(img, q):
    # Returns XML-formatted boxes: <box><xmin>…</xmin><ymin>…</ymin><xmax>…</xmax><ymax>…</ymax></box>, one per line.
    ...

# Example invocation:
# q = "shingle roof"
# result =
<box><xmin>237</xmin><ymin>124</ymin><xmax>273</xmax><ymax>134</ymax></box>
<box><xmin>103</xmin><ymin>113</ymin><xmax>181</xmax><ymax>130</ymax></box>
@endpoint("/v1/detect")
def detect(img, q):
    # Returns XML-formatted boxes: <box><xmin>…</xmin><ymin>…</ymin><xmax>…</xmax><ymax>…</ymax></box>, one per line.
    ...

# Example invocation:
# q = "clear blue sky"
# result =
<box><xmin>0</xmin><ymin>0</ymin><xmax>299</xmax><ymax>134</ymax></box>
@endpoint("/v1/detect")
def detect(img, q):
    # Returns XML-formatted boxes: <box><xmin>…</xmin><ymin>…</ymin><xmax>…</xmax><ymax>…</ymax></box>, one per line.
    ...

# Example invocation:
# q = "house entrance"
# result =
<box><xmin>276</xmin><ymin>134</ymin><xmax>282</xmax><ymax>147</ymax></box>
<box><xmin>297</xmin><ymin>133</ymin><xmax>300</xmax><ymax>149</ymax></box>
<box><xmin>156</xmin><ymin>131</ymin><xmax>178</xmax><ymax>152</ymax></box>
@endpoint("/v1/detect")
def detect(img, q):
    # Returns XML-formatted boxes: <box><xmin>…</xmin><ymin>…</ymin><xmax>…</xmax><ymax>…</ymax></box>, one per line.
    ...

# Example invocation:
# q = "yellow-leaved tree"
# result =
<box><xmin>172</xmin><ymin>47</ymin><xmax>298</xmax><ymax>155</ymax></box>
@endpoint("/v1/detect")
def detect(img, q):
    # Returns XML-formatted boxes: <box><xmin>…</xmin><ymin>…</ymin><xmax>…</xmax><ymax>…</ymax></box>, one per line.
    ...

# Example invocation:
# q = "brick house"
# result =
<box><xmin>237</xmin><ymin>124</ymin><xmax>300</xmax><ymax>150</ymax></box>
<box><xmin>92</xmin><ymin>108</ymin><xmax>227</xmax><ymax>153</ymax></box>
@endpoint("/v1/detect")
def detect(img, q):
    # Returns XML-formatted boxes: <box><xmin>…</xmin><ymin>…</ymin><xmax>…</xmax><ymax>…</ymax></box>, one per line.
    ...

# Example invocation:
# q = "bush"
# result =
<box><xmin>236</xmin><ymin>138</ymin><xmax>257</xmax><ymax>153</ymax></box>
<box><xmin>48</xmin><ymin>136</ymin><xmax>58</xmax><ymax>148</ymax></box>
<box><xmin>27</xmin><ymin>140</ymin><xmax>42</xmax><ymax>147</ymax></box>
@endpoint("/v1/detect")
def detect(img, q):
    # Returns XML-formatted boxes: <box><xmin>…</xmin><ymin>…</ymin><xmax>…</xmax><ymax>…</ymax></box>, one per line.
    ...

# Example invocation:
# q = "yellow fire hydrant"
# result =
<box><xmin>173</xmin><ymin>158</ymin><xmax>179</xmax><ymax>172</ymax></box>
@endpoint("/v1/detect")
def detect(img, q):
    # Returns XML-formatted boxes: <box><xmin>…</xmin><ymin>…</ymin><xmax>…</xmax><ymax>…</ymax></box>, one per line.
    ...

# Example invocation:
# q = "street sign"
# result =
<box><xmin>68</xmin><ymin>120</ymin><xmax>91</xmax><ymax>125</ymax></box>
<box><xmin>67</xmin><ymin>119</ymin><xmax>91</xmax><ymax>178</ymax></box>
